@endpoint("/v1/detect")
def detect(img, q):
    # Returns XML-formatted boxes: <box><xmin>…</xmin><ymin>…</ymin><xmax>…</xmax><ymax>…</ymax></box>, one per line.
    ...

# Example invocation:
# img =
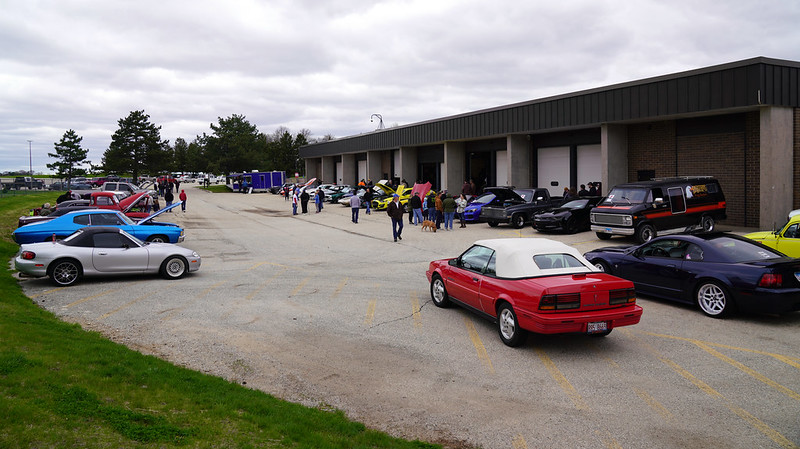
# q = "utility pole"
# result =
<box><xmin>27</xmin><ymin>140</ymin><xmax>32</xmax><ymax>189</ymax></box>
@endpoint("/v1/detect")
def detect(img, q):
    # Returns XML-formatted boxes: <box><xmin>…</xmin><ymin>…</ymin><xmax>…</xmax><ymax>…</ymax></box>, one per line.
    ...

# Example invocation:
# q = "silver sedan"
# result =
<box><xmin>15</xmin><ymin>226</ymin><xmax>201</xmax><ymax>286</ymax></box>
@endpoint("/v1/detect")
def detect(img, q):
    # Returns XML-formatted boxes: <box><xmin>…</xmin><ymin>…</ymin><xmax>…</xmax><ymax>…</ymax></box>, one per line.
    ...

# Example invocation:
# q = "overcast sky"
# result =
<box><xmin>2</xmin><ymin>0</ymin><xmax>798</xmax><ymax>174</ymax></box>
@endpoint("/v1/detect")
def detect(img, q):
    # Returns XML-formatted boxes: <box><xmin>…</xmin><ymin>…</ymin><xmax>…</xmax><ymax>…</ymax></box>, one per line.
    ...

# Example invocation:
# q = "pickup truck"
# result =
<box><xmin>2</xmin><ymin>177</ymin><xmax>45</xmax><ymax>190</ymax></box>
<box><xmin>480</xmin><ymin>187</ymin><xmax>563</xmax><ymax>228</ymax></box>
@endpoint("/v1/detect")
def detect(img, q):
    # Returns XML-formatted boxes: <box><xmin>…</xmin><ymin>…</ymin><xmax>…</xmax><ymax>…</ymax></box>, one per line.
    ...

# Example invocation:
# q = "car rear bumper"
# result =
<box><xmin>735</xmin><ymin>288</ymin><xmax>800</xmax><ymax>315</ymax></box>
<box><xmin>15</xmin><ymin>257</ymin><xmax>48</xmax><ymax>278</ymax></box>
<box><xmin>516</xmin><ymin>304</ymin><xmax>643</xmax><ymax>334</ymax></box>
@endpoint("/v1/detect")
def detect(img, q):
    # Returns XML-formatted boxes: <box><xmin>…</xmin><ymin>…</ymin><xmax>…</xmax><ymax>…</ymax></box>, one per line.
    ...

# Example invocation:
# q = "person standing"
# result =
<box><xmin>363</xmin><ymin>187</ymin><xmax>373</xmax><ymax>215</ymax></box>
<box><xmin>435</xmin><ymin>192</ymin><xmax>445</xmax><ymax>229</ymax></box>
<box><xmin>349</xmin><ymin>192</ymin><xmax>360</xmax><ymax>223</ymax></box>
<box><xmin>588</xmin><ymin>182</ymin><xmax>598</xmax><ymax>196</ymax></box>
<box><xmin>578</xmin><ymin>184</ymin><xmax>589</xmax><ymax>196</ymax></box>
<box><xmin>164</xmin><ymin>189</ymin><xmax>174</xmax><ymax>210</ymax></box>
<box><xmin>442</xmin><ymin>194</ymin><xmax>456</xmax><ymax>230</ymax></box>
<box><xmin>292</xmin><ymin>187</ymin><xmax>299</xmax><ymax>215</ymax></box>
<box><xmin>387</xmin><ymin>194</ymin><xmax>404</xmax><ymax>242</ymax></box>
<box><xmin>427</xmin><ymin>192</ymin><xmax>437</xmax><ymax>223</ymax></box>
<box><xmin>315</xmin><ymin>188</ymin><xmax>323</xmax><ymax>213</ymax></box>
<box><xmin>300</xmin><ymin>189</ymin><xmax>310</xmax><ymax>214</ymax></box>
<box><xmin>410</xmin><ymin>192</ymin><xmax>423</xmax><ymax>225</ymax></box>
<box><xmin>179</xmin><ymin>189</ymin><xmax>187</xmax><ymax>212</ymax></box>
<box><xmin>456</xmin><ymin>193</ymin><xmax>468</xmax><ymax>228</ymax></box>
<box><xmin>461</xmin><ymin>180</ymin><xmax>473</xmax><ymax>201</ymax></box>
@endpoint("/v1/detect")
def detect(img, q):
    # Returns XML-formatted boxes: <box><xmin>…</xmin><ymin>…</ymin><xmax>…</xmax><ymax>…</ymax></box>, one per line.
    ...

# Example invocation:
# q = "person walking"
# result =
<box><xmin>435</xmin><ymin>192</ymin><xmax>445</xmax><ymax>229</ymax></box>
<box><xmin>410</xmin><ymin>192</ymin><xmax>423</xmax><ymax>225</ymax></box>
<box><xmin>315</xmin><ymin>188</ymin><xmax>323</xmax><ymax>213</ymax></box>
<box><xmin>442</xmin><ymin>194</ymin><xmax>456</xmax><ymax>230</ymax></box>
<box><xmin>363</xmin><ymin>187</ymin><xmax>373</xmax><ymax>215</ymax></box>
<box><xmin>456</xmin><ymin>193</ymin><xmax>468</xmax><ymax>228</ymax></box>
<box><xmin>164</xmin><ymin>189</ymin><xmax>174</xmax><ymax>211</ymax></box>
<box><xmin>349</xmin><ymin>192</ymin><xmax>361</xmax><ymax>223</ymax></box>
<box><xmin>179</xmin><ymin>189</ymin><xmax>187</xmax><ymax>212</ymax></box>
<box><xmin>387</xmin><ymin>194</ymin><xmax>404</xmax><ymax>242</ymax></box>
<box><xmin>427</xmin><ymin>192</ymin><xmax>437</xmax><ymax>223</ymax></box>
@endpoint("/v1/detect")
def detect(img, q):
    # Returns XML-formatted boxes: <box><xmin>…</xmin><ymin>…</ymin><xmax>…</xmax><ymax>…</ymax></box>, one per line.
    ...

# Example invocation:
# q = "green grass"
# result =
<box><xmin>0</xmin><ymin>193</ymin><xmax>439</xmax><ymax>449</ymax></box>
<box><xmin>198</xmin><ymin>185</ymin><xmax>231</xmax><ymax>193</ymax></box>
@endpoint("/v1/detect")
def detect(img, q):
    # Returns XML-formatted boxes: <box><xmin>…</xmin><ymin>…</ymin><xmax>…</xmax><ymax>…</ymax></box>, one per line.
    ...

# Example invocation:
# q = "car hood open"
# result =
<box><xmin>137</xmin><ymin>201</ymin><xmax>182</xmax><ymax>225</ymax></box>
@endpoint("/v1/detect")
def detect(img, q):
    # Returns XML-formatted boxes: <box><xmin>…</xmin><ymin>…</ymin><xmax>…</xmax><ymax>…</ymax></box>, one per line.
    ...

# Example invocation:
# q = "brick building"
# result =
<box><xmin>299</xmin><ymin>57</ymin><xmax>800</xmax><ymax>229</ymax></box>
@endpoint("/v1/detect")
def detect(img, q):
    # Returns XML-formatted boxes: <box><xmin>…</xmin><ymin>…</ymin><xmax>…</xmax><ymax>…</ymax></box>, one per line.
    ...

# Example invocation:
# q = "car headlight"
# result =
<box><xmin>622</xmin><ymin>215</ymin><xmax>632</xmax><ymax>226</ymax></box>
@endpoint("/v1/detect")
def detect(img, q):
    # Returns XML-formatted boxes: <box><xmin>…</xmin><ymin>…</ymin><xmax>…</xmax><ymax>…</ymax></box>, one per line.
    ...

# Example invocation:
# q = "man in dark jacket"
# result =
<box><xmin>387</xmin><ymin>194</ymin><xmax>404</xmax><ymax>242</ymax></box>
<box><xmin>410</xmin><ymin>192</ymin><xmax>423</xmax><ymax>225</ymax></box>
<box><xmin>300</xmin><ymin>189</ymin><xmax>310</xmax><ymax>213</ymax></box>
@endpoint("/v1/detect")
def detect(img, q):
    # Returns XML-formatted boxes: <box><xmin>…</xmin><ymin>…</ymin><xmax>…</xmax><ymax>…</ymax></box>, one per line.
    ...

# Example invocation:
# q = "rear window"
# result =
<box><xmin>533</xmin><ymin>254</ymin><xmax>586</xmax><ymax>270</ymax></box>
<box><xmin>708</xmin><ymin>237</ymin><xmax>783</xmax><ymax>262</ymax></box>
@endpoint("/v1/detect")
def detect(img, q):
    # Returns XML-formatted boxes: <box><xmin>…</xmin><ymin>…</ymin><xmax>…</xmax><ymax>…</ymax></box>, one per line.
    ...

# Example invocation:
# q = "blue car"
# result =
<box><xmin>12</xmin><ymin>202</ymin><xmax>185</xmax><ymax>244</ymax></box>
<box><xmin>463</xmin><ymin>188</ymin><xmax>529</xmax><ymax>223</ymax></box>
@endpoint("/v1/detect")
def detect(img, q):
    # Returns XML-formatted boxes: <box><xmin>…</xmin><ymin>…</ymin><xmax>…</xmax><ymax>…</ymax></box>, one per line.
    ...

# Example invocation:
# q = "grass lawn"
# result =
<box><xmin>0</xmin><ymin>193</ymin><xmax>438</xmax><ymax>448</ymax></box>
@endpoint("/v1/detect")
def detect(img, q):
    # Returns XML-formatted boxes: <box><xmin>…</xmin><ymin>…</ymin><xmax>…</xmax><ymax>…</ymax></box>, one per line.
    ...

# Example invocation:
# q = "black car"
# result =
<box><xmin>533</xmin><ymin>197</ymin><xmax>602</xmax><ymax>233</ymax></box>
<box><xmin>480</xmin><ymin>187</ymin><xmax>562</xmax><ymax>228</ymax></box>
<box><xmin>584</xmin><ymin>233</ymin><xmax>800</xmax><ymax>318</ymax></box>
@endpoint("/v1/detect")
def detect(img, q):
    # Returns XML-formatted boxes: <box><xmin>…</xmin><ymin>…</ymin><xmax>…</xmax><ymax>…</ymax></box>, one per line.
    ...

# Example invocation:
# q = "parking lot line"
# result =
<box><xmin>245</xmin><ymin>268</ymin><xmax>287</xmax><ymax>301</ymax></box>
<box><xmin>66</xmin><ymin>286</ymin><xmax>126</xmax><ymax>308</ymax></box>
<box><xmin>29</xmin><ymin>287</ymin><xmax>64</xmax><ymax>299</ymax></box>
<box><xmin>511</xmin><ymin>433</ymin><xmax>527</xmax><ymax>449</ymax></box>
<box><xmin>364</xmin><ymin>299</ymin><xmax>377</xmax><ymax>325</ymax></box>
<box><xmin>534</xmin><ymin>347</ymin><xmax>589</xmax><ymax>411</ymax></box>
<box><xmin>632</xmin><ymin>387</ymin><xmax>674</xmax><ymax>421</ymax></box>
<box><xmin>410</xmin><ymin>291</ymin><xmax>422</xmax><ymax>329</ymax></box>
<box><xmin>332</xmin><ymin>278</ymin><xmax>348</xmax><ymax>298</ymax></box>
<box><xmin>463</xmin><ymin>317</ymin><xmax>494</xmax><ymax>374</ymax></box>
<box><xmin>100</xmin><ymin>282</ymin><xmax>182</xmax><ymax>320</ymax></box>
<box><xmin>290</xmin><ymin>277</ymin><xmax>310</xmax><ymax>296</ymax></box>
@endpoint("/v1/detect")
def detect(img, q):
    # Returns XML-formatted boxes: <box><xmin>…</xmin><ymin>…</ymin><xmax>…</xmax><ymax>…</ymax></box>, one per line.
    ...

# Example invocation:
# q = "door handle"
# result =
<box><xmin>666</xmin><ymin>264</ymin><xmax>675</xmax><ymax>268</ymax></box>
<box><xmin>472</xmin><ymin>277</ymin><xmax>479</xmax><ymax>282</ymax></box>
<box><xmin>98</xmin><ymin>252</ymin><xmax>108</xmax><ymax>256</ymax></box>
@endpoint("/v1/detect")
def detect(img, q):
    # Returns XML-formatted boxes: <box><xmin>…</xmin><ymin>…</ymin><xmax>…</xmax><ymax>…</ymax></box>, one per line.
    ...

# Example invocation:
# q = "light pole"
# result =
<box><xmin>27</xmin><ymin>140</ymin><xmax>32</xmax><ymax>189</ymax></box>
<box><xmin>370</xmin><ymin>114</ymin><xmax>384</xmax><ymax>130</ymax></box>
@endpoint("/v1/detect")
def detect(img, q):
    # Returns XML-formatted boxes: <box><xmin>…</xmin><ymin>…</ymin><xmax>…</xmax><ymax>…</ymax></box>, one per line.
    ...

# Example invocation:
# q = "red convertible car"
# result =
<box><xmin>426</xmin><ymin>238</ymin><xmax>643</xmax><ymax>346</ymax></box>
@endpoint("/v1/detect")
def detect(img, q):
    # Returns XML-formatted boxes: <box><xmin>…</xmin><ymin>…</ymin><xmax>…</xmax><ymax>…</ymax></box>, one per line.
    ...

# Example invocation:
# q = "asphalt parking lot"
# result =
<box><xmin>19</xmin><ymin>187</ymin><xmax>800</xmax><ymax>449</ymax></box>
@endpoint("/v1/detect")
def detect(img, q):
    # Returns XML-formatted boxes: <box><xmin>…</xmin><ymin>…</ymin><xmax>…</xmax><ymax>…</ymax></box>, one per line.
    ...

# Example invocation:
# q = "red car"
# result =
<box><xmin>426</xmin><ymin>238</ymin><xmax>643</xmax><ymax>347</ymax></box>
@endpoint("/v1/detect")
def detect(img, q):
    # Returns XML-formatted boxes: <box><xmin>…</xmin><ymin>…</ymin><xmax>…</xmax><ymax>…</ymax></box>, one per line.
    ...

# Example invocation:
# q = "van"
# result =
<box><xmin>590</xmin><ymin>177</ymin><xmax>726</xmax><ymax>243</ymax></box>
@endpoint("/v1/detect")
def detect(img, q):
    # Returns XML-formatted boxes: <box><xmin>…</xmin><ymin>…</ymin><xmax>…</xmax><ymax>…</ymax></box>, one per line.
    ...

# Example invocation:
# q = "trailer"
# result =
<box><xmin>226</xmin><ymin>171</ymin><xmax>286</xmax><ymax>193</ymax></box>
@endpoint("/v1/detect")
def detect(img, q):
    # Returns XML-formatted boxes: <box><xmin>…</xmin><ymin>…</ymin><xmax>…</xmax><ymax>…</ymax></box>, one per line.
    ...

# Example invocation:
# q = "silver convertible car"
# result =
<box><xmin>14</xmin><ymin>227</ymin><xmax>201</xmax><ymax>286</ymax></box>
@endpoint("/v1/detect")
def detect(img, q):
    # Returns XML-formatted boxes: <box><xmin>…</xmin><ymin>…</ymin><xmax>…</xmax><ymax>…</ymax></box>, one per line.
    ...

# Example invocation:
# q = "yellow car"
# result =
<box><xmin>372</xmin><ymin>183</ymin><xmax>411</xmax><ymax>211</ymax></box>
<box><xmin>744</xmin><ymin>214</ymin><xmax>800</xmax><ymax>257</ymax></box>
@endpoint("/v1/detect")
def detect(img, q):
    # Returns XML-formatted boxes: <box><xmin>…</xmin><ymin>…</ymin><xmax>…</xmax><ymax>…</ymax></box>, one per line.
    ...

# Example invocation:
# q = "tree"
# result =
<box><xmin>203</xmin><ymin>115</ymin><xmax>263</xmax><ymax>173</ymax></box>
<box><xmin>102</xmin><ymin>110</ymin><xmax>170</xmax><ymax>180</ymax></box>
<box><xmin>173</xmin><ymin>137</ymin><xmax>189</xmax><ymax>173</ymax></box>
<box><xmin>47</xmin><ymin>129</ymin><xmax>90</xmax><ymax>186</ymax></box>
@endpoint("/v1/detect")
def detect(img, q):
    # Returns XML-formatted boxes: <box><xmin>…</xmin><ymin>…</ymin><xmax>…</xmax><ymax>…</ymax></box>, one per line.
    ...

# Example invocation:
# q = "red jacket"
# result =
<box><xmin>179</xmin><ymin>191</ymin><xmax>187</xmax><ymax>202</ymax></box>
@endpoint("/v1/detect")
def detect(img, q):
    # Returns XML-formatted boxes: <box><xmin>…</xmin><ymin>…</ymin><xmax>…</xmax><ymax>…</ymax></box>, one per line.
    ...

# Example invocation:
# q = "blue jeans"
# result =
<box><xmin>444</xmin><ymin>212</ymin><xmax>455</xmax><ymax>229</ymax></box>
<box><xmin>351</xmin><ymin>207</ymin><xmax>359</xmax><ymax>223</ymax></box>
<box><xmin>392</xmin><ymin>218</ymin><xmax>404</xmax><ymax>240</ymax></box>
<box><xmin>292</xmin><ymin>203</ymin><xmax>298</xmax><ymax>215</ymax></box>
<box><xmin>413</xmin><ymin>208</ymin><xmax>423</xmax><ymax>224</ymax></box>
<box><xmin>365</xmin><ymin>202</ymin><xmax>371</xmax><ymax>214</ymax></box>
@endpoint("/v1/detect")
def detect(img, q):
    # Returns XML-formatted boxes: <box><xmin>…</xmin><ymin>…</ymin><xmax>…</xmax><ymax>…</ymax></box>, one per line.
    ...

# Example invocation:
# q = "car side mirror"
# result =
<box><xmin>654</xmin><ymin>198</ymin><xmax>664</xmax><ymax>206</ymax></box>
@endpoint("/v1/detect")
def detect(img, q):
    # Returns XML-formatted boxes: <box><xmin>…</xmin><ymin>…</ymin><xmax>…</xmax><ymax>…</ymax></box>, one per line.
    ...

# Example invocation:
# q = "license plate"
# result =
<box><xmin>587</xmin><ymin>321</ymin><xmax>608</xmax><ymax>334</ymax></box>
<box><xmin>605</xmin><ymin>227</ymin><xmax>612</xmax><ymax>233</ymax></box>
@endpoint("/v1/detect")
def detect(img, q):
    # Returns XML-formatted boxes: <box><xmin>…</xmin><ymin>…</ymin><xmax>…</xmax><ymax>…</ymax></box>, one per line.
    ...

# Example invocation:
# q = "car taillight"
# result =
<box><xmin>539</xmin><ymin>293</ymin><xmax>581</xmax><ymax>310</ymax></box>
<box><xmin>758</xmin><ymin>273</ymin><xmax>782</xmax><ymax>288</ymax></box>
<box><xmin>609</xmin><ymin>288</ymin><xmax>636</xmax><ymax>305</ymax></box>
<box><xmin>20</xmin><ymin>251</ymin><xmax>36</xmax><ymax>260</ymax></box>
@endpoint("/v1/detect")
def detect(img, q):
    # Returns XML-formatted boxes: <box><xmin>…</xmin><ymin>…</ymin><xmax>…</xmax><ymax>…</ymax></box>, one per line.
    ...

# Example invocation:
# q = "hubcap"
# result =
<box><xmin>433</xmin><ymin>280</ymin><xmax>444</xmax><ymax>303</ymax></box>
<box><xmin>54</xmin><ymin>263</ymin><xmax>77</xmax><ymax>284</ymax></box>
<box><xmin>698</xmin><ymin>284</ymin><xmax>725</xmax><ymax>314</ymax></box>
<box><xmin>166</xmin><ymin>258</ymin><xmax>185</xmax><ymax>277</ymax></box>
<box><xmin>594</xmin><ymin>263</ymin><xmax>605</xmax><ymax>272</ymax></box>
<box><xmin>499</xmin><ymin>309</ymin><xmax>515</xmax><ymax>339</ymax></box>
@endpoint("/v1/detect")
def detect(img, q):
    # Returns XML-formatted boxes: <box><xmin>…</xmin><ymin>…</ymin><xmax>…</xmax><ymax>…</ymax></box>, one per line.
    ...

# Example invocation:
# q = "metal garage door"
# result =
<box><xmin>358</xmin><ymin>160</ymin><xmax>367</xmax><ymax>183</ymax></box>
<box><xmin>336</xmin><ymin>162</ymin><xmax>343</xmax><ymax>185</ymax></box>
<box><xmin>537</xmin><ymin>146</ymin><xmax>570</xmax><ymax>196</ymax></box>
<box><xmin>577</xmin><ymin>144</ymin><xmax>601</xmax><ymax>194</ymax></box>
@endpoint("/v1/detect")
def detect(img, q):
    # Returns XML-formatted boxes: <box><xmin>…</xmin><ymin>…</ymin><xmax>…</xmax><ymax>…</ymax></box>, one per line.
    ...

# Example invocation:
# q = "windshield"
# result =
<box><xmin>603</xmin><ymin>187</ymin><xmax>648</xmax><ymax>205</ymax></box>
<box><xmin>472</xmin><ymin>193</ymin><xmax>496</xmax><ymax>204</ymax></box>
<box><xmin>561</xmin><ymin>199</ymin><xmax>589</xmax><ymax>209</ymax></box>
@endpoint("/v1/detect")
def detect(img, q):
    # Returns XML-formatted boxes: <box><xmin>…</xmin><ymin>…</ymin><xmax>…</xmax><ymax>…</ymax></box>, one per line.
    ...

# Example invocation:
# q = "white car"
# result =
<box><xmin>15</xmin><ymin>226</ymin><xmax>201</xmax><ymax>286</ymax></box>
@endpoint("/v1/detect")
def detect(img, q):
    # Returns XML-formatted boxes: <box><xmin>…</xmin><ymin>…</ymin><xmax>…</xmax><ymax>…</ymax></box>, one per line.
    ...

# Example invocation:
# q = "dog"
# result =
<box><xmin>421</xmin><ymin>220</ymin><xmax>437</xmax><ymax>232</ymax></box>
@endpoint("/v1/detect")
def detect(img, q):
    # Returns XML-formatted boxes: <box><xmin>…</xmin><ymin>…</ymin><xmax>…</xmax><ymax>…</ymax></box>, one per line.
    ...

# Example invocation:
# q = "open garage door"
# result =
<box><xmin>577</xmin><ymin>144</ymin><xmax>601</xmax><ymax>194</ymax></box>
<box><xmin>537</xmin><ymin>146</ymin><xmax>570</xmax><ymax>196</ymax></box>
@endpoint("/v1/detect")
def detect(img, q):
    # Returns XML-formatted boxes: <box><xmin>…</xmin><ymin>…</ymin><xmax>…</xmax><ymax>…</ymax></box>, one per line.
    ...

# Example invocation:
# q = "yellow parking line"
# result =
<box><xmin>290</xmin><ymin>277</ymin><xmax>310</xmax><ymax>296</ymax></box>
<box><xmin>332</xmin><ymin>278</ymin><xmax>348</xmax><ymax>298</ymax></box>
<box><xmin>29</xmin><ymin>287</ymin><xmax>64</xmax><ymax>299</ymax></box>
<box><xmin>633</xmin><ymin>387</ymin><xmax>674</xmax><ymax>421</ymax></box>
<box><xmin>511</xmin><ymin>434</ymin><xmax>527</xmax><ymax>449</ymax></box>
<box><xmin>100</xmin><ymin>282</ymin><xmax>180</xmax><ymax>319</ymax></box>
<box><xmin>364</xmin><ymin>299</ymin><xmax>377</xmax><ymax>325</ymax></box>
<box><xmin>595</xmin><ymin>430</ymin><xmax>624</xmax><ymax>449</ymax></box>
<box><xmin>246</xmin><ymin>261</ymin><xmax>289</xmax><ymax>271</ymax></box>
<box><xmin>161</xmin><ymin>280</ymin><xmax>227</xmax><ymax>321</ymax></box>
<box><xmin>534</xmin><ymin>347</ymin><xmax>589</xmax><ymax>411</ymax></box>
<box><xmin>410</xmin><ymin>291</ymin><xmax>422</xmax><ymax>328</ymax></box>
<box><xmin>463</xmin><ymin>317</ymin><xmax>494</xmax><ymax>374</ymax></box>
<box><xmin>66</xmin><ymin>287</ymin><xmax>122</xmax><ymax>308</ymax></box>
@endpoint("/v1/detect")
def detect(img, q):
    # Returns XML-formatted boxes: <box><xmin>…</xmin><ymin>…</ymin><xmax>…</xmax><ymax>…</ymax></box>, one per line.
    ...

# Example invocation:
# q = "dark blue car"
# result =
<box><xmin>584</xmin><ymin>233</ymin><xmax>800</xmax><ymax>317</ymax></box>
<box><xmin>462</xmin><ymin>187</ymin><xmax>528</xmax><ymax>223</ymax></box>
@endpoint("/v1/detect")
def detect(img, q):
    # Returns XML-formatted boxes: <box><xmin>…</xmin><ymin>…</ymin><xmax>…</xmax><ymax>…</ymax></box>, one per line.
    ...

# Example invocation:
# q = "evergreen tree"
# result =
<box><xmin>47</xmin><ymin>129</ymin><xmax>90</xmax><ymax>186</ymax></box>
<box><xmin>102</xmin><ymin>110</ymin><xmax>170</xmax><ymax>181</ymax></box>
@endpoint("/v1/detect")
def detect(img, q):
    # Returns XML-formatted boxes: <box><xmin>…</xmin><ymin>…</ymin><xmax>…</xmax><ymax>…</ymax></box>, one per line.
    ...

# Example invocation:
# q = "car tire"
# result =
<box><xmin>160</xmin><ymin>255</ymin><xmax>188</xmax><ymax>279</ymax></box>
<box><xmin>48</xmin><ymin>258</ymin><xmax>82</xmax><ymax>286</ymax></box>
<box><xmin>511</xmin><ymin>214</ymin><xmax>525</xmax><ymax>229</ymax></box>
<box><xmin>565</xmin><ymin>217</ymin><xmax>578</xmax><ymax>234</ymax></box>
<box><xmin>147</xmin><ymin>235</ymin><xmax>168</xmax><ymax>243</ymax></box>
<box><xmin>430</xmin><ymin>275</ymin><xmax>451</xmax><ymax>308</ymax></box>
<box><xmin>700</xmin><ymin>215</ymin><xmax>715</xmax><ymax>232</ymax></box>
<box><xmin>488</xmin><ymin>220</ymin><xmax>499</xmax><ymax>227</ymax></box>
<box><xmin>635</xmin><ymin>223</ymin><xmax>657</xmax><ymax>244</ymax></box>
<box><xmin>497</xmin><ymin>302</ymin><xmax>526</xmax><ymax>347</ymax></box>
<box><xmin>596</xmin><ymin>232</ymin><xmax>612</xmax><ymax>240</ymax></box>
<box><xmin>696</xmin><ymin>280</ymin><xmax>733</xmax><ymax>318</ymax></box>
<box><xmin>592</xmin><ymin>259</ymin><xmax>612</xmax><ymax>273</ymax></box>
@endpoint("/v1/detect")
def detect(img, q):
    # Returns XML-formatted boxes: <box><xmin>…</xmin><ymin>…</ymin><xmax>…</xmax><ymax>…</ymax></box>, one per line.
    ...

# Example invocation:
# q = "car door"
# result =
<box><xmin>91</xmin><ymin>231</ymin><xmax>149</xmax><ymax>273</ymax></box>
<box><xmin>774</xmin><ymin>223</ymin><xmax>800</xmax><ymax>257</ymax></box>
<box><xmin>445</xmin><ymin>245</ymin><xmax>493</xmax><ymax>309</ymax></box>
<box><xmin>615</xmin><ymin>239</ymin><xmax>689</xmax><ymax>298</ymax></box>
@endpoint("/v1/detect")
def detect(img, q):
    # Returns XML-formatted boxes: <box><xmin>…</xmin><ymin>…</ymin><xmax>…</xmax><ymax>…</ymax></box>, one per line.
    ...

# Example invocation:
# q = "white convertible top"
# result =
<box><xmin>473</xmin><ymin>238</ymin><xmax>595</xmax><ymax>278</ymax></box>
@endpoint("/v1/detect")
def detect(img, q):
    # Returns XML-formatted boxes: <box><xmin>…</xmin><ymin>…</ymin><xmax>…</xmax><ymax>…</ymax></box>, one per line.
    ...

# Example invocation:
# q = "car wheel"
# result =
<box><xmin>635</xmin><ymin>223</ymin><xmax>656</xmax><ymax>243</ymax></box>
<box><xmin>565</xmin><ymin>217</ymin><xmax>578</xmax><ymax>234</ymax></box>
<box><xmin>497</xmin><ymin>303</ymin><xmax>526</xmax><ymax>347</ymax></box>
<box><xmin>430</xmin><ymin>275</ymin><xmax>451</xmax><ymax>308</ymax></box>
<box><xmin>700</xmin><ymin>215</ymin><xmax>715</xmax><ymax>232</ymax></box>
<box><xmin>147</xmin><ymin>235</ymin><xmax>168</xmax><ymax>243</ymax></box>
<box><xmin>592</xmin><ymin>260</ymin><xmax>612</xmax><ymax>273</ymax></box>
<box><xmin>49</xmin><ymin>258</ymin><xmax>82</xmax><ymax>286</ymax></box>
<box><xmin>160</xmin><ymin>255</ymin><xmax>188</xmax><ymax>279</ymax></box>
<box><xmin>696</xmin><ymin>280</ymin><xmax>733</xmax><ymax>318</ymax></box>
<box><xmin>488</xmin><ymin>220</ymin><xmax>499</xmax><ymax>227</ymax></box>
<box><xmin>596</xmin><ymin>232</ymin><xmax>612</xmax><ymax>240</ymax></box>
<box><xmin>511</xmin><ymin>214</ymin><xmax>525</xmax><ymax>229</ymax></box>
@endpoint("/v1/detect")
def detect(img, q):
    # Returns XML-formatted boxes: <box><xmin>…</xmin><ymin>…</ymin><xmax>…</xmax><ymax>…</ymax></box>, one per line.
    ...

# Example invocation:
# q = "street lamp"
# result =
<box><xmin>370</xmin><ymin>114</ymin><xmax>384</xmax><ymax>130</ymax></box>
<box><xmin>27</xmin><ymin>140</ymin><xmax>32</xmax><ymax>189</ymax></box>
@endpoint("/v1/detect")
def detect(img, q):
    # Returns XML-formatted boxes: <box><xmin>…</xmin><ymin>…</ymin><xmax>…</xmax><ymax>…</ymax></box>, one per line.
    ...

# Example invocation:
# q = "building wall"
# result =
<box><xmin>794</xmin><ymin>108</ymin><xmax>800</xmax><ymax>211</ymax></box>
